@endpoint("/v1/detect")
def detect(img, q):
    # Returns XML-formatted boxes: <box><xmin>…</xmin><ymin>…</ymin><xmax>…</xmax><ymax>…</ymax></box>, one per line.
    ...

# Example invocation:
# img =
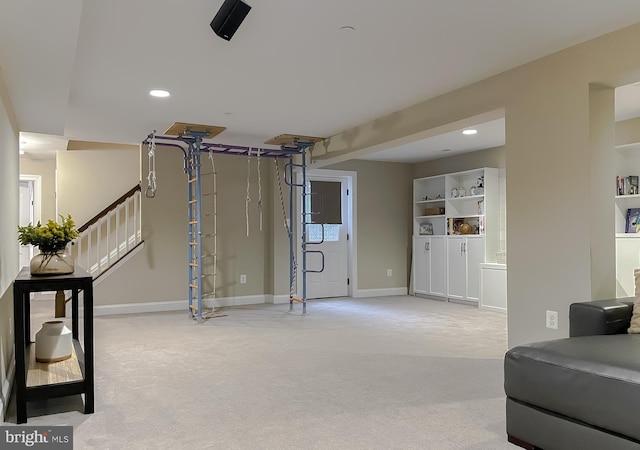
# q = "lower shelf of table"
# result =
<box><xmin>26</xmin><ymin>340</ymin><xmax>84</xmax><ymax>388</ymax></box>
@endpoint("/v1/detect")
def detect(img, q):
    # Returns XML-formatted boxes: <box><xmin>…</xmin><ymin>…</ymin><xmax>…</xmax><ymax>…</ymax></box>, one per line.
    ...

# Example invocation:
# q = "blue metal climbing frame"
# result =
<box><xmin>142</xmin><ymin>131</ymin><xmax>319</xmax><ymax>322</ymax></box>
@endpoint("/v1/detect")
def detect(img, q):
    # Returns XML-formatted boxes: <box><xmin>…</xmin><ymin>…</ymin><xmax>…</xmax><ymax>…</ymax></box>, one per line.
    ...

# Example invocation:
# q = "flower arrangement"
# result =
<box><xmin>17</xmin><ymin>214</ymin><xmax>79</xmax><ymax>253</ymax></box>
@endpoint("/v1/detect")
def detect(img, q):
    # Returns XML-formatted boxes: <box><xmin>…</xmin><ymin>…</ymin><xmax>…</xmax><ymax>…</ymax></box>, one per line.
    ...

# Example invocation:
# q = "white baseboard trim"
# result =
<box><xmin>448</xmin><ymin>298</ymin><xmax>479</xmax><ymax>307</ymax></box>
<box><xmin>414</xmin><ymin>293</ymin><xmax>448</xmax><ymax>302</ymax></box>
<box><xmin>354</xmin><ymin>287</ymin><xmax>407</xmax><ymax>298</ymax></box>
<box><xmin>204</xmin><ymin>295</ymin><xmax>272</xmax><ymax>308</ymax></box>
<box><xmin>88</xmin><ymin>294</ymin><xmax>274</xmax><ymax>316</ymax></box>
<box><xmin>1</xmin><ymin>357</ymin><xmax>15</xmax><ymax>423</ymax></box>
<box><xmin>479</xmin><ymin>304</ymin><xmax>507</xmax><ymax>313</ymax></box>
<box><xmin>271</xmin><ymin>294</ymin><xmax>290</xmax><ymax>305</ymax></box>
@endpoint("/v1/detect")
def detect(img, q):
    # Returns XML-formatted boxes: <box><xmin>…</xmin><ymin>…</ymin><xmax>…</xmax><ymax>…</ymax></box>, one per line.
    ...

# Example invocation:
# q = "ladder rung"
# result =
<box><xmin>189</xmin><ymin>284</ymin><xmax>198</xmax><ymax>289</ymax></box>
<box><xmin>189</xmin><ymin>220</ymin><xmax>198</xmax><ymax>224</ymax></box>
<box><xmin>201</xmin><ymin>253</ymin><xmax>216</xmax><ymax>257</ymax></box>
<box><xmin>201</xmin><ymin>172</ymin><xmax>213</xmax><ymax>176</ymax></box>
<box><xmin>189</xmin><ymin>263</ymin><xmax>198</xmax><ymax>267</ymax></box>
<box><xmin>189</xmin><ymin>305</ymin><xmax>199</xmax><ymax>311</ymax></box>
<box><xmin>203</xmin><ymin>213</ymin><xmax>214</xmax><ymax>217</ymax></box>
<box><xmin>189</xmin><ymin>242</ymin><xmax>198</xmax><ymax>246</ymax></box>
<box><xmin>189</xmin><ymin>178</ymin><xmax>197</xmax><ymax>183</ymax></box>
<box><xmin>291</xmin><ymin>297</ymin><xmax>303</xmax><ymax>303</ymax></box>
<box><xmin>189</xmin><ymin>200</ymin><xmax>197</xmax><ymax>204</ymax></box>
<box><xmin>202</xmin><ymin>233</ymin><xmax>215</xmax><ymax>238</ymax></box>
<box><xmin>202</xmin><ymin>193</ymin><xmax>214</xmax><ymax>196</ymax></box>
<box><xmin>202</xmin><ymin>273</ymin><xmax>215</xmax><ymax>277</ymax></box>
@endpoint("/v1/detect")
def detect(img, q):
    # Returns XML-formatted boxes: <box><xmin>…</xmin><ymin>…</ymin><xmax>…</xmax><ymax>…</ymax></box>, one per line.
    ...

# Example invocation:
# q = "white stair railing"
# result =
<box><xmin>72</xmin><ymin>184</ymin><xmax>142</xmax><ymax>279</ymax></box>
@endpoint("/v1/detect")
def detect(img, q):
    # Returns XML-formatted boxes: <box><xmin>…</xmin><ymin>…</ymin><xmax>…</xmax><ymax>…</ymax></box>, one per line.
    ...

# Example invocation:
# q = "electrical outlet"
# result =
<box><xmin>387</xmin><ymin>268</ymin><xmax>392</xmax><ymax>277</ymax></box>
<box><xmin>240</xmin><ymin>274</ymin><xmax>247</xmax><ymax>284</ymax></box>
<box><xmin>546</xmin><ymin>310</ymin><xmax>558</xmax><ymax>330</ymax></box>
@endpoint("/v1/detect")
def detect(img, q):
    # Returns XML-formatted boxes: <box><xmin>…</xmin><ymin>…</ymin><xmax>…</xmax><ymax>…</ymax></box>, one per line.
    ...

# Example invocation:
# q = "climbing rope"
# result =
<box><xmin>145</xmin><ymin>130</ymin><xmax>157</xmax><ymax>198</ymax></box>
<box><xmin>274</xmin><ymin>159</ymin><xmax>297</xmax><ymax>300</ymax></box>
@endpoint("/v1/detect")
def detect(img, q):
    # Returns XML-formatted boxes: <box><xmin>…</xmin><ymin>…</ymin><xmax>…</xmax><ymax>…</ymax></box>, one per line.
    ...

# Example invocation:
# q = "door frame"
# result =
<box><xmin>295</xmin><ymin>169</ymin><xmax>357</xmax><ymax>299</ymax></box>
<box><xmin>19</xmin><ymin>175</ymin><xmax>42</xmax><ymax>266</ymax></box>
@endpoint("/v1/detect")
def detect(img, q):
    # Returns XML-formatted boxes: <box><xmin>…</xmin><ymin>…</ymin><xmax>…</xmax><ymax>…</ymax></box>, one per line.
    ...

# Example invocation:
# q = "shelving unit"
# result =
<box><xmin>412</xmin><ymin>167</ymin><xmax>499</xmax><ymax>304</ymax></box>
<box><xmin>614</xmin><ymin>142</ymin><xmax>640</xmax><ymax>296</ymax></box>
<box><xmin>12</xmin><ymin>267</ymin><xmax>94</xmax><ymax>424</ymax></box>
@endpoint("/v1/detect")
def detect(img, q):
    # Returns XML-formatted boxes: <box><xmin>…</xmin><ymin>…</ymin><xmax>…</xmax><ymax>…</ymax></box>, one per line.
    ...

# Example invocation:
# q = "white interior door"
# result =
<box><xmin>304</xmin><ymin>177</ymin><xmax>349</xmax><ymax>299</ymax></box>
<box><xmin>19</xmin><ymin>180</ymin><xmax>34</xmax><ymax>268</ymax></box>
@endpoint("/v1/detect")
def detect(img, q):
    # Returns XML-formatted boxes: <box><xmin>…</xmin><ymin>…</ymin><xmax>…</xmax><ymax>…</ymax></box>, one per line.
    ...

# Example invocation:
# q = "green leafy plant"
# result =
<box><xmin>17</xmin><ymin>214</ymin><xmax>79</xmax><ymax>253</ymax></box>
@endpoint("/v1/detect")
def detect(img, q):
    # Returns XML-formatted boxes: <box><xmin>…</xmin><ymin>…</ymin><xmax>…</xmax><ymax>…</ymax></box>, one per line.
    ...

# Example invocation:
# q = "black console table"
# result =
<box><xmin>13</xmin><ymin>266</ymin><xmax>94</xmax><ymax>423</ymax></box>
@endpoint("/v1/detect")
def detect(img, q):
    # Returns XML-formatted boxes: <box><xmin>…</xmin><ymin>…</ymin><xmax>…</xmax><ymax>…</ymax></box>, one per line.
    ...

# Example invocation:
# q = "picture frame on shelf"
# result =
<box><xmin>617</xmin><ymin>175</ymin><xmax>625</xmax><ymax>196</ymax></box>
<box><xmin>625</xmin><ymin>176</ymin><xmax>639</xmax><ymax>195</ymax></box>
<box><xmin>626</xmin><ymin>208</ymin><xmax>640</xmax><ymax>233</ymax></box>
<box><xmin>419</xmin><ymin>223</ymin><xmax>433</xmax><ymax>235</ymax></box>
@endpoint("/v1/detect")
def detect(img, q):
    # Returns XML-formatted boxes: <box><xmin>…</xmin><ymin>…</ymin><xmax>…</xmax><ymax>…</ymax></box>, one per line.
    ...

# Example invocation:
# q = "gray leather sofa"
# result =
<box><xmin>504</xmin><ymin>298</ymin><xmax>640</xmax><ymax>450</ymax></box>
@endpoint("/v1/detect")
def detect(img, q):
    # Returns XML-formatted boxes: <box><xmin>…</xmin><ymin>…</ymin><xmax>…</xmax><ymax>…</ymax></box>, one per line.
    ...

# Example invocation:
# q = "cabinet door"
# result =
<box><xmin>413</xmin><ymin>237</ymin><xmax>428</xmax><ymax>294</ymax></box>
<box><xmin>447</xmin><ymin>237</ymin><xmax>466</xmax><ymax>299</ymax></box>
<box><xmin>428</xmin><ymin>236</ymin><xmax>446</xmax><ymax>297</ymax></box>
<box><xmin>465</xmin><ymin>237</ymin><xmax>484</xmax><ymax>302</ymax></box>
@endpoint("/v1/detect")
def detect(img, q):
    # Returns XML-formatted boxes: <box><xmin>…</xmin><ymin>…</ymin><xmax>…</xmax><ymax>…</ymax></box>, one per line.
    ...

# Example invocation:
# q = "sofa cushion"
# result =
<box><xmin>505</xmin><ymin>334</ymin><xmax>640</xmax><ymax>442</ymax></box>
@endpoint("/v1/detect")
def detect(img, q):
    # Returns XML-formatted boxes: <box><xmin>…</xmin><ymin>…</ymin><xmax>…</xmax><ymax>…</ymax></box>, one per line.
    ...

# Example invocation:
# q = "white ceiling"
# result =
<box><xmin>3</xmin><ymin>1</ymin><xmax>640</xmax><ymax>162</ymax></box>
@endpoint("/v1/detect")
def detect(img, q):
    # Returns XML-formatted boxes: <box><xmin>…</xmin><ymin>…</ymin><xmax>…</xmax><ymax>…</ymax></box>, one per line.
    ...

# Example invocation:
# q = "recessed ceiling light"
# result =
<box><xmin>19</xmin><ymin>149</ymin><xmax>25</xmax><ymax>155</ymax></box>
<box><xmin>340</xmin><ymin>26</ymin><xmax>355</xmax><ymax>32</ymax></box>
<box><xmin>149</xmin><ymin>89</ymin><xmax>170</xmax><ymax>98</ymax></box>
<box><xmin>462</xmin><ymin>129</ymin><xmax>478</xmax><ymax>135</ymax></box>
<box><xmin>442</xmin><ymin>148</ymin><xmax>451</xmax><ymax>152</ymax></box>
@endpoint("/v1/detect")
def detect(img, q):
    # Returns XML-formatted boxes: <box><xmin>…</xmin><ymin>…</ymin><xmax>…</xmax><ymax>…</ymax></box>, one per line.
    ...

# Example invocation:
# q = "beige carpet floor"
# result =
<box><xmin>5</xmin><ymin>295</ymin><xmax>512</xmax><ymax>449</ymax></box>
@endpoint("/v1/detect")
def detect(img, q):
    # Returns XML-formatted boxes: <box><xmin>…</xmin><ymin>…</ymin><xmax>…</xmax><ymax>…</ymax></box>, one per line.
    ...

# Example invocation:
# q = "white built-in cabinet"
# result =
<box><xmin>412</xmin><ymin>168</ymin><xmax>499</xmax><ymax>304</ymax></box>
<box><xmin>446</xmin><ymin>236</ymin><xmax>484</xmax><ymax>302</ymax></box>
<box><xmin>413</xmin><ymin>236</ymin><xmax>446</xmax><ymax>297</ymax></box>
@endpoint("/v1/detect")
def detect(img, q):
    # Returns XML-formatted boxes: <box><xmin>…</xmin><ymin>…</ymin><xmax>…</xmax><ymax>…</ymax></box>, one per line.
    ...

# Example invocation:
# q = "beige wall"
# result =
<box><xmin>315</xmin><ymin>23</ymin><xmax>640</xmax><ymax>346</ymax></box>
<box><xmin>326</xmin><ymin>160</ymin><xmax>413</xmax><ymax>290</ymax></box>
<box><xmin>0</xmin><ymin>67</ymin><xmax>19</xmax><ymax>420</ymax></box>
<box><xmin>57</xmin><ymin>149</ymin><xmax>139</xmax><ymax>226</ymax></box>
<box><xmin>19</xmin><ymin>157</ymin><xmax>56</xmax><ymax>222</ymax></box>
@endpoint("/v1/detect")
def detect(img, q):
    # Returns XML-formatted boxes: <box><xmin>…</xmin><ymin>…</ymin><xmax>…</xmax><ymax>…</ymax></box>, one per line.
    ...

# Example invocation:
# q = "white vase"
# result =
<box><xmin>30</xmin><ymin>251</ymin><xmax>74</xmax><ymax>276</ymax></box>
<box><xmin>35</xmin><ymin>320</ymin><xmax>72</xmax><ymax>363</ymax></box>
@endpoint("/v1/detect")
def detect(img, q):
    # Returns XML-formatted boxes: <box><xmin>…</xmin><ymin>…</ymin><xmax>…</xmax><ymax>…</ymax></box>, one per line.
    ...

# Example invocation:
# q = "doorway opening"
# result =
<box><xmin>19</xmin><ymin>176</ymin><xmax>41</xmax><ymax>269</ymax></box>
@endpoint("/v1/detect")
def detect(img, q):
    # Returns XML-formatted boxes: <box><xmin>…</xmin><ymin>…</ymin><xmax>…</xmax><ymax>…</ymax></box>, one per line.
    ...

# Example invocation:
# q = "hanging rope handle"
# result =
<box><xmin>145</xmin><ymin>130</ymin><xmax>157</xmax><ymax>198</ymax></box>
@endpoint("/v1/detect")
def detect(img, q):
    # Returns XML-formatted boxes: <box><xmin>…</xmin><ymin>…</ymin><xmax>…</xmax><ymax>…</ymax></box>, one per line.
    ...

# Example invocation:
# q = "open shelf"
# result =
<box><xmin>26</xmin><ymin>341</ymin><xmax>83</xmax><ymax>387</ymax></box>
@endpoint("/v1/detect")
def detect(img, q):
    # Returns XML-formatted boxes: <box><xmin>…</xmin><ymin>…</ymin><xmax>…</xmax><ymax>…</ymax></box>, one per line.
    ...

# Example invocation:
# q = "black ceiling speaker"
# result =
<box><xmin>210</xmin><ymin>0</ymin><xmax>252</xmax><ymax>41</ymax></box>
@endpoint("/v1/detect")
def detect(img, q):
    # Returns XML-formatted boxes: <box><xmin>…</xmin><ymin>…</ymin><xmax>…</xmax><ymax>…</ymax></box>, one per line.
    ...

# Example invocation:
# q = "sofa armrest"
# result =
<box><xmin>569</xmin><ymin>298</ymin><xmax>634</xmax><ymax>337</ymax></box>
